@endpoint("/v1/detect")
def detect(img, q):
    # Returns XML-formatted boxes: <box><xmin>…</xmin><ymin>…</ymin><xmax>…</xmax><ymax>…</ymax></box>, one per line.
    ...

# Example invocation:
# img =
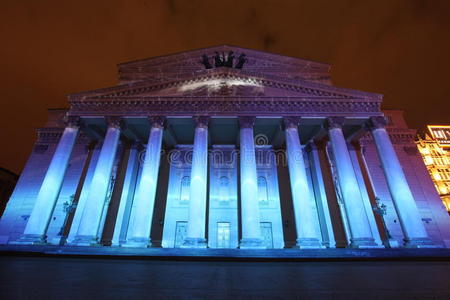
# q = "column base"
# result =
<box><xmin>121</xmin><ymin>237</ymin><xmax>151</xmax><ymax>248</ymax></box>
<box><xmin>296</xmin><ymin>238</ymin><xmax>326</xmax><ymax>249</ymax></box>
<box><xmin>386</xmin><ymin>238</ymin><xmax>400</xmax><ymax>248</ymax></box>
<box><xmin>181</xmin><ymin>237</ymin><xmax>207</xmax><ymax>248</ymax></box>
<box><xmin>239</xmin><ymin>238</ymin><xmax>265</xmax><ymax>249</ymax></box>
<box><xmin>10</xmin><ymin>234</ymin><xmax>47</xmax><ymax>245</ymax></box>
<box><xmin>404</xmin><ymin>237</ymin><xmax>442</xmax><ymax>248</ymax></box>
<box><xmin>349</xmin><ymin>237</ymin><xmax>384</xmax><ymax>249</ymax></box>
<box><xmin>69</xmin><ymin>235</ymin><xmax>101</xmax><ymax>247</ymax></box>
<box><xmin>48</xmin><ymin>236</ymin><xmax>67</xmax><ymax>246</ymax></box>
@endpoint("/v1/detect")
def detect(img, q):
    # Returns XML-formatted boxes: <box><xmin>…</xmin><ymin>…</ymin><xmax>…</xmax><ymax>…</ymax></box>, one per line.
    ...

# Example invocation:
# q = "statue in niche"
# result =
<box><xmin>201</xmin><ymin>54</ymin><xmax>212</xmax><ymax>69</ymax></box>
<box><xmin>235</xmin><ymin>53</ymin><xmax>247</xmax><ymax>69</ymax></box>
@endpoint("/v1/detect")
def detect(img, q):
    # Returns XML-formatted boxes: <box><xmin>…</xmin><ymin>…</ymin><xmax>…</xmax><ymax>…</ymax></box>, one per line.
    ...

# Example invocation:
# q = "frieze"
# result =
<box><xmin>36</xmin><ymin>128</ymin><xmax>90</xmax><ymax>145</ymax></box>
<box><xmin>360</xmin><ymin>132</ymin><xmax>417</xmax><ymax>145</ymax></box>
<box><xmin>68</xmin><ymin>97</ymin><xmax>381</xmax><ymax>117</ymax></box>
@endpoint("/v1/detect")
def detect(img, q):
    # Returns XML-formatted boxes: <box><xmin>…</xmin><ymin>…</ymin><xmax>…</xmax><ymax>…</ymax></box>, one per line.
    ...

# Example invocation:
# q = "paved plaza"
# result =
<box><xmin>1</xmin><ymin>255</ymin><xmax>449</xmax><ymax>299</ymax></box>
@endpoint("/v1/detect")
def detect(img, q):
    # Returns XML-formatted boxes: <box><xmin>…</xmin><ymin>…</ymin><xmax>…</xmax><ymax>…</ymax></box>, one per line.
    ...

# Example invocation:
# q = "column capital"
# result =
<box><xmin>64</xmin><ymin>116</ymin><xmax>80</xmax><ymax>128</ymax></box>
<box><xmin>193</xmin><ymin>116</ymin><xmax>210</xmax><ymax>128</ymax></box>
<box><xmin>238</xmin><ymin>116</ymin><xmax>256</xmax><ymax>129</ymax></box>
<box><xmin>283</xmin><ymin>116</ymin><xmax>301</xmax><ymax>129</ymax></box>
<box><xmin>325</xmin><ymin>117</ymin><xmax>346</xmax><ymax>130</ymax></box>
<box><xmin>148</xmin><ymin>116</ymin><xmax>166</xmax><ymax>129</ymax></box>
<box><xmin>367</xmin><ymin>116</ymin><xmax>388</xmax><ymax>130</ymax></box>
<box><xmin>105</xmin><ymin>116</ymin><xmax>123</xmax><ymax>129</ymax></box>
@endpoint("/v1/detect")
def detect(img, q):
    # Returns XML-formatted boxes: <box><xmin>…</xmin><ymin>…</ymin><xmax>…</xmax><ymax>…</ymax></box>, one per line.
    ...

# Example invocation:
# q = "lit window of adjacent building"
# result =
<box><xmin>416</xmin><ymin>126</ymin><xmax>450</xmax><ymax>212</ymax></box>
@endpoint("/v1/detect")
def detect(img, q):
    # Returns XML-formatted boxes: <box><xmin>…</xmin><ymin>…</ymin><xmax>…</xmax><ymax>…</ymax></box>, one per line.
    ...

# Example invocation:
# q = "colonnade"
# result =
<box><xmin>16</xmin><ymin>115</ymin><xmax>434</xmax><ymax>248</ymax></box>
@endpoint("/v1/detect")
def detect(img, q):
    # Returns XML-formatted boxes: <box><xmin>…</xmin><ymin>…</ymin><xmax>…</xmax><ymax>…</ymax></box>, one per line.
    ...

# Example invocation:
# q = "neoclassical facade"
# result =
<box><xmin>1</xmin><ymin>46</ymin><xmax>449</xmax><ymax>250</ymax></box>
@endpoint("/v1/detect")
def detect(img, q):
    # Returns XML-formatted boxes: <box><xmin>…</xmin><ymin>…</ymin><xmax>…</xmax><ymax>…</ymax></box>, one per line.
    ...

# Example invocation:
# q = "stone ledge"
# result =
<box><xmin>0</xmin><ymin>245</ymin><xmax>449</xmax><ymax>261</ymax></box>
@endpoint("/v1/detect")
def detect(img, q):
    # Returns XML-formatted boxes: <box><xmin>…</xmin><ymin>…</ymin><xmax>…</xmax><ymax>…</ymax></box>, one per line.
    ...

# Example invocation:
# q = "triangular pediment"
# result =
<box><xmin>69</xmin><ymin>68</ymin><xmax>381</xmax><ymax>101</ymax></box>
<box><xmin>117</xmin><ymin>45</ymin><xmax>332</xmax><ymax>85</ymax></box>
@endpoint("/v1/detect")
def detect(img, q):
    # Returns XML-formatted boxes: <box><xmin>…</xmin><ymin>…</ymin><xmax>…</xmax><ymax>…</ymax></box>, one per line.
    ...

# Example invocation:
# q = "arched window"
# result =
<box><xmin>219</xmin><ymin>176</ymin><xmax>230</xmax><ymax>203</ymax></box>
<box><xmin>180</xmin><ymin>176</ymin><xmax>190</xmax><ymax>203</ymax></box>
<box><xmin>258</xmin><ymin>176</ymin><xmax>269</xmax><ymax>204</ymax></box>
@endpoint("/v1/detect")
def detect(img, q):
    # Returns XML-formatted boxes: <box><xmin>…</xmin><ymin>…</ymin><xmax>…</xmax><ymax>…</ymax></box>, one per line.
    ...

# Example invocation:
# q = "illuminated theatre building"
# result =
<box><xmin>416</xmin><ymin>126</ymin><xmax>450</xmax><ymax>213</ymax></box>
<box><xmin>1</xmin><ymin>46</ymin><xmax>449</xmax><ymax>251</ymax></box>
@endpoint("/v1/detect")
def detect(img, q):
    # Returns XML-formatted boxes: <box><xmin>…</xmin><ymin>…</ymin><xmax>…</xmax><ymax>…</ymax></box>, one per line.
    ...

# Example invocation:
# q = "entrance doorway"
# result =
<box><xmin>217</xmin><ymin>222</ymin><xmax>231</xmax><ymax>248</ymax></box>
<box><xmin>260</xmin><ymin>222</ymin><xmax>274</xmax><ymax>249</ymax></box>
<box><xmin>174</xmin><ymin>221</ymin><xmax>187</xmax><ymax>248</ymax></box>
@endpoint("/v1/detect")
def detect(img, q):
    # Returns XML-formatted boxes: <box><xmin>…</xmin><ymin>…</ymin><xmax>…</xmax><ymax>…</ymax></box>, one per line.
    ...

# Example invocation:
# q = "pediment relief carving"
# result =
<box><xmin>72</xmin><ymin>70</ymin><xmax>376</xmax><ymax>101</ymax></box>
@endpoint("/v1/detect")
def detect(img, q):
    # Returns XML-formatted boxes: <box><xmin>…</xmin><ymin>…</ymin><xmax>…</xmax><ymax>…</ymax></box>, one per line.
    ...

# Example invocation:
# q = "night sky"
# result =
<box><xmin>1</xmin><ymin>0</ymin><xmax>450</xmax><ymax>174</ymax></box>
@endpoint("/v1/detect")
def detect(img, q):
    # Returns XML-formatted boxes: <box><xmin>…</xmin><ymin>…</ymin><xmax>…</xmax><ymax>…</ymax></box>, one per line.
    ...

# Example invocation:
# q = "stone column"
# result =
<box><xmin>124</xmin><ymin>117</ymin><xmax>165</xmax><ymax>247</ymax></box>
<box><xmin>15</xmin><ymin>117</ymin><xmax>80</xmax><ymax>244</ymax></box>
<box><xmin>284</xmin><ymin>117</ymin><xmax>324</xmax><ymax>248</ymax></box>
<box><xmin>72</xmin><ymin>117</ymin><xmax>122</xmax><ymax>246</ymax></box>
<box><xmin>183</xmin><ymin>116</ymin><xmax>209</xmax><ymax>248</ymax></box>
<box><xmin>326</xmin><ymin>117</ymin><xmax>378</xmax><ymax>248</ymax></box>
<box><xmin>239</xmin><ymin>116</ymin><xmax>264</xmax><ymax>248</ymax></box>
<box><xmin>111</xmin><ymin>142</ymin><xmax>140</xmax><ymax>246</ymax></box>
<box><xmin>368</xmin><ymin>116</ymin><xmax>435</xmax><ymax>247</ymax></box>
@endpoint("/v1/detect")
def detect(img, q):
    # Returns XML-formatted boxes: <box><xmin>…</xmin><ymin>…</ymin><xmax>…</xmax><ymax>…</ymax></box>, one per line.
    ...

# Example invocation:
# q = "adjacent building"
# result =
<box><xmin>416</xmin><ymin>126</ymin><xmax>450</xmax><ymax>213</ymax></box>
<box><xmin>0</xmin><ymin>46</ymin><xmax>449</xmax><ymax>252</ymax></box>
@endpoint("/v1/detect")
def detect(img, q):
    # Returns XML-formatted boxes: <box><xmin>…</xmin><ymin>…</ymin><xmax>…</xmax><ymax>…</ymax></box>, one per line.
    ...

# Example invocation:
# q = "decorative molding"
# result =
<box><xmin>68</xmin><ymin>97</ymin><xmax>382</xmax><ymax>117</ymax></box>
<box><xmin>360</xmin><ymin>132</ymin><xmax>417</xmax><ymax>145</ymax></box>
<box><xmin>35</xmin><ymin>128</ymin><xmax>90</xmax><ymax>145</ymax></box>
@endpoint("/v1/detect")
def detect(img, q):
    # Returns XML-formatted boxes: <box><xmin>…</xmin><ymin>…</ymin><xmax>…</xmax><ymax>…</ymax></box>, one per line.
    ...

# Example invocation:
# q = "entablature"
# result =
<box><xmin>68</xmin><ymin>96</ymin><xmax>382</xmax><ymax>117</ymax></box>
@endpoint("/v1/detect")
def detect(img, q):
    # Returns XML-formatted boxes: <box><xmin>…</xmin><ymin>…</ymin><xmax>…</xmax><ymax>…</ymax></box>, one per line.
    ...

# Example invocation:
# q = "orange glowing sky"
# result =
<box><xmin>1</xmin><ymin>0</ymin><xmax>450</xmax><ymax>173</ymax></box>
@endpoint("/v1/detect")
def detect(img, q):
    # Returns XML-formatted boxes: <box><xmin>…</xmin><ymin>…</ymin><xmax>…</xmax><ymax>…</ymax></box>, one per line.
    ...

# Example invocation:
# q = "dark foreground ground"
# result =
<box><xmin>1</xmin><ymin>255</ymin><xmax>450</xmax><ymax>299</ymax></box>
